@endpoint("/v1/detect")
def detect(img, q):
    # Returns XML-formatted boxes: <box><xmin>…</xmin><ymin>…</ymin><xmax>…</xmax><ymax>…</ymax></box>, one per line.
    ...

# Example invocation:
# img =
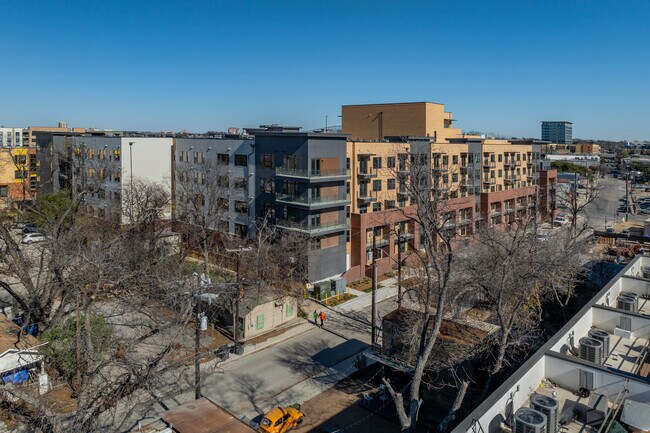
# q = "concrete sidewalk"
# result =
<box><xmin>335</xmin><ymin>277</ymin><xmax>399</xmax><ymax>312</ymax></box>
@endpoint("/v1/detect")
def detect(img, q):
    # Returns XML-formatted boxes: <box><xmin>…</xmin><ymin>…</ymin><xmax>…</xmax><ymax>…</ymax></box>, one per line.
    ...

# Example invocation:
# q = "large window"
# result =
<box><xmin>234</xmin><ymin>201</ymin><xmax>248</xmax><ymax>213</ymax></box>
<box><xmin>387</xmin><ymin>178</ymin><xmax>396</xmax><ymax>190</ymax></box>
<box><xmin>372</xmin><ymin>179</ymin><xmax>382</xmax><ymax>191</ymax></box>
<box><xmin>261</xmin><ymin>153</ymin><xmax>274</xmax><ymax>168</ymax></box>
<box><xmin>0</xmin><ymin>186</ymin><xmax>8</xmax><ymax>197</ymax></box>
<box><xmin>260</xmin><ymin>178</ymin><xmax>275</xmax><ymax>193</ymax></box>
<box><xmin>372</xmin><ymin>157</ymin><xmax>382</xmax><ymax>169</ymax></box>
<box><xmin>387</xmin><ymin>157</ymin><xmax>395</xmax><ymax>168</ymax></box>
<box><xmin>217</xmin><ymin>153</ymin><xmax>229</xmax><ymax>164</ymax></box>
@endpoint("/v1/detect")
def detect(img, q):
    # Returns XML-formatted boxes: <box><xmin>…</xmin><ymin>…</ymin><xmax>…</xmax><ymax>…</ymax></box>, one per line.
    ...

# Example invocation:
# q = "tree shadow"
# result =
<box><xmin>228</xmin><ymin>373</ymin><xmax>270</xmax><ymax>415</ymax></box>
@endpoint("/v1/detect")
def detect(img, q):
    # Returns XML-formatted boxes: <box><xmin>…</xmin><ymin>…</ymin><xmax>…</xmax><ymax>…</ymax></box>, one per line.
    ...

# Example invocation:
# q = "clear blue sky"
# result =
<box><xmin>2</xmin><ymin>0</ymin><xmax>649</xmax><ymax>140</ymax></box>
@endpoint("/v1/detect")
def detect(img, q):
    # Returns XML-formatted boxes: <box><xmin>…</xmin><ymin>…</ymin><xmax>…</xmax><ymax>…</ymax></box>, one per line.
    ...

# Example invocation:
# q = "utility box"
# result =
<box><xmin>330</xmin><ymin>277</ymin><xmax>346</xmax><ymax>295</ymax></box>
<box><xmin>644</xmin><ymin>218</ymin><xmax>650</xmax><ymax>237</ymax></box>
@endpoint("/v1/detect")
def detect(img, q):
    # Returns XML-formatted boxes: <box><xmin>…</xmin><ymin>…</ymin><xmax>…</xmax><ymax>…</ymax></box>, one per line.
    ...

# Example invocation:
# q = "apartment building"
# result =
<box><xmin>343</xmin><ymin>102</ymin><xmax>558</xmax><ymax>281</ymax></box>
<box><xmin>541</xmin><ymin>120</ymin><xmax>573</xmax><ymax>144</ymax></box>
<box><xmin>174</xmin><ymin>136</ymin><xmax>255</xmax><ymax>238</ymax></box>
<box><xmin>453</xmin><ymin>256</ymin><xmax>650</xmax><ymax>433</ymax></box>
<box><xmin>342</xmin><ymin>102</ymin><xmax>462</xmax><ymax>141</ymax></box>
<box><xmin>0</xmin><ymin>127</ymin><xmax>38</xmax><ymax>208</ymax></box>
<box><xmin>253</xmin><ymin>126</ymin><xmax>350</xmax><ymax>283</ymax></box>
<box><xmin>53</xmin><ymin>135</ymin><xmax>173</xmax><ymax>224</ymax></box>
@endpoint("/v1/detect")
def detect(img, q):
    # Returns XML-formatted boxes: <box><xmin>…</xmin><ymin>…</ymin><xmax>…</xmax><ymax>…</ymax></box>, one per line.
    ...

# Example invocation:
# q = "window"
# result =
<box><xmin>261</xmin><ymin>202</ymin><xmax>275</xmax><ymax>218</ymax></box>
<box><xmin>194</xmin><ymin>152</ymin><xmax>205</xmax><ymax>163</ymax></box>
<box><xmin>387</xmin><ymin>178</ymin><xmax>396</xmax><ymax>190</ymax></box>
<box><xmin>360</xmin><ymin>205</ymin><xmax>368</xmax><ymax>214</ymax></box>
<box><xmin>194</xmin><ymin>172</ymin><xmax>205</xmax><ymax>185</ymax></box>
<box><xmin>217</xmin><ymin>153</ymin><xmax>229</xmax><ymax>164</ymax></box>
<box><xmin>235</xmin><ymin>201</ymin><xmax>248</xmax><ymax>213</ymax></box>
<box><xmin>13</xmin><ymin>155</ymin><xmax>26</xmax><ymax>165</ymax></box>
<box><xmin>114</xmin><ymin>171</ymin><xmax>121</xmax><ymax>182</ymax></box>
<box><xmin>372</xmin><ymin>157</ymin><xmax>382</xmax><ymax>169</ymax></box>
<box><xmin>372</xmin><ymin>179</ymin><xmax>382</xmax><ymax>191</ymax></box>
<box><xmin>310</xmin><ymin>237</ymin><xmax>321</xmax><ymax>250</ymax></box>
<box><xmin>452</xmin><ymin>155</ymin><xmax>458</xmax><ymax>164</ymax></box>
<box><xmin>235</xmin><ymin>223</ymin><xmax>248</xmax><ymax>238</ymax></box>
<box><xmin>387</xmin><ymin>157</ymin><xmax>396</xmax><ymax>168</ymax></box>
<box><xmin>218</xmin><ymin>176</ymin><xmax>229</xmax><ymax>187</ymax></box>
<box><xmin>261</xmin><ymin>153</ymin><xmax>274</xmax><ymax>168</ymax></box>
<box><xmin>260</xmin><ymin>178</ymin><xmax>275</xmax><ymax>193</ymax></box>
<box><xmin>14</xmin><ymin>170</ymin><xmax>26</xmax><ymax>180</ymax></box>
<box><xmin>385</xmin><ymin>200</ymin><xmax>395</xmax><ymax>209</ymax></box>
<box><xmin>0</xmin><ymin>186</ymin><xmax>8</xmax><ymax>197</ymax></box>
<box><xmin>235</xmin><ymin>154</ymin><xmax>247</xmax><ymax>166</ymax></box>
<box><xmin>88</xmin><ymin>148</ymin><xmax>95</xmax><ymax>159</ymax></box>
<box><xmin>285</xmin><ymin>303</ymin><xmax>294</xmax><ymax>317</ymax></box>
<box><xmin>256</xmin><ymin>314</ymin><xmax>265</xmax><ymax>330</ymax></box>
<box><xmin>372</xmin><ymin>202</ymin><xmax>382</xmax><ymax>212</ymax></box>
<box><xmin>346</xmin><ymin>181</ymin><xmax>350</xmax><ymax>194</ymax></box>
<box><xmin>498</xmin><ymin>154</ymin><xmax>502</xmax><ymax>162</ymax></box>
<box><xmin>98</xmin><ymin>149</ymin><xmax>105</xmax><ymax>160</ymax></box>
<box><xmin>498</xmin><ymin>169</ymin><xmax>502</xmax><ymax>178</ymax></box>
<box><xmin>114</xmin><ymin>149</ymin><xmax>121</xmax><ymax>161</ymax></box>
<box><xmin>452</xmin><ymin>173</ymin><xmax>458</xmax><ymax>182</ymax></box>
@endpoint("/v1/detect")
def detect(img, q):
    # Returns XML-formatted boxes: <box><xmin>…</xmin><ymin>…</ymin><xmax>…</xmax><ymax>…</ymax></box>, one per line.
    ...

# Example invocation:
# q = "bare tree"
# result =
<box><xmin>555</xmin><ymin>175</ymin><xmax>601</xmax><ymax>238</ymax></box>
<box><xmin>380</xmin><ymin>146</ymin><xmax>466</xmax><ymax>432</ymax></box>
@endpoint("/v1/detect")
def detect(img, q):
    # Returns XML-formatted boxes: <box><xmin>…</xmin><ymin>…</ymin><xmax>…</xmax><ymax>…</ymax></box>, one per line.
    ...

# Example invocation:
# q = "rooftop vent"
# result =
<box><xmin>515</xmin><ymin>408</ymin><xmax>547</xmax><ymax>433</ymax></box>
<box><xmin>579</xmin><ymin>337</ymin><xmax>604</xmax><ymax>364</ymax></box>
<box><xmin>530</xmin><ymin>395</ymin><xmax>559</xmax><ymax>433</ymax></box>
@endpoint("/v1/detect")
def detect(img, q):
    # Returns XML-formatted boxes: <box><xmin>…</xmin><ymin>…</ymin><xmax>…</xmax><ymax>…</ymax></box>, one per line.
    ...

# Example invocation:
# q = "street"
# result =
<box><xmin>141</xmin><ymin>295</ymin><xmax>399</xmax><ymax>424</ymax></box>
<box><xmin>584</xmin><ymin>176</ymin><xmax>647</xmax><ymax>229</ymax></box>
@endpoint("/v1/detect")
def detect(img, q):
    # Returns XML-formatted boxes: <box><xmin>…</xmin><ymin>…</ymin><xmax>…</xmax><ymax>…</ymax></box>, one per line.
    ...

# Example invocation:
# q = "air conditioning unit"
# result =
<box><xmin>515</xmin><ymin>408</ymin><xmax>547</xmax><ymax>433</ymax></box>
<box><xmin>617</xmin><ymin>295</ymin><xmax>637</xmax><ymax>313</ymax></box>
<box><xmin>641</xmin><ymin>266</ymin><xmax>650</xmax><ymax>279</ymax></box>
<box><xmin>530</xmin><ymin>395</ymin><xmax>559</xmax><ymax>433</ymax></box>
<box><xmin>579</xmin><ymin>337</ymin><xmax>604</xmax><ymax>364</ymax></box>
<box><xmin>588</xmin><ymin>328</ymin><xmax>611</xmax><ymax>358</ymax></box>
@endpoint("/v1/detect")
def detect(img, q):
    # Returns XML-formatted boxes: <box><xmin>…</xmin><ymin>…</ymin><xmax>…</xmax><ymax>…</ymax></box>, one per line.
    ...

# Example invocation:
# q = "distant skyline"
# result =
<box><xmin>2</xmin><ymin>0</ymin><xmax>649</xmax><ymax>140</ymax></box>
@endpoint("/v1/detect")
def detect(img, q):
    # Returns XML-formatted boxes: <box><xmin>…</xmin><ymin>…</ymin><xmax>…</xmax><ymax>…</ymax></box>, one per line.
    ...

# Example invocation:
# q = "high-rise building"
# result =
<box><xmin>541</xmin><ymin>121</ymin><xmax>573</xmax><ymax>144</ymax></box>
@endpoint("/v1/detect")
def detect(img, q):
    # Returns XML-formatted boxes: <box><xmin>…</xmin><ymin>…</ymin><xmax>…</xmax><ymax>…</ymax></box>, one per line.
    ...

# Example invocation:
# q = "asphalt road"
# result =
<box><xmin>585</xmin><ymin>177</ymin><xmax>647</xmax><ymax>229</ymax></box>
<box><xmin>154</xmin><ymin>296</ymin><xmax>398</xmax><ymax>419</ymax></box>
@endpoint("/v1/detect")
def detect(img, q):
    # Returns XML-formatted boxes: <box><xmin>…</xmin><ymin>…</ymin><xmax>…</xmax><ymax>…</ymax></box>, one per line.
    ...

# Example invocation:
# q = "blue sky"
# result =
<box><xmin>2</xmin><ymin>0</ymin><xmax>649</xmax><ymax>140</ymax></box>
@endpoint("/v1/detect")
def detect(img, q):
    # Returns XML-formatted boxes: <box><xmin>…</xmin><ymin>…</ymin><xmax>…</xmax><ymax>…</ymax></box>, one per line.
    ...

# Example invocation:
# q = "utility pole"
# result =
<box><xmin>194</xmin><ymin>273</ymin><xmax>201</xmax><ymax>400</ymax></box>
<box><xmin>397</xmin><ymin>230</ymin><xmax>402</xmax><ymax>309</ymax></box>
<box><xmin>226</xmin><ymin>246</ymin><xmax>251</xmax><ymax>353</ymax></box>
<box><xmin>371</xmin><ymin>233</ymin><xmax>377</xmax><ymax>346</ymax></box>
<box><xmin>625</xmin><ymin>167</ymin><xmax>629</xmax><ymax>222</ymax></box>
<box><xmin>75</xmin><ymin>294</ymin><xmax>81</xmax><ymax>394</ymax></box>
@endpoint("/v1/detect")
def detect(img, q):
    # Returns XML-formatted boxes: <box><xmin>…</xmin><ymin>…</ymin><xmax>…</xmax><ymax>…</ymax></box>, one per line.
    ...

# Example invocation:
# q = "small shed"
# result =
<box><xmin>236</xmin><ymin>293</ymin><xmax>298</xmax><ymax>340</ymax></box>
<box><xmin>0</xmin><ymin>315</ymin><xmax>43</xmax><ymax>383</ymax></box>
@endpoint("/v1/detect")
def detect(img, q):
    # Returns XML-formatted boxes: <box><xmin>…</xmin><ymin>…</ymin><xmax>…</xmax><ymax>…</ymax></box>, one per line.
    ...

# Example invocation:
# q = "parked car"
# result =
<box><xmin>20</xmin><ymin>233</ymin><xmax>46</xmax><ymax>244</ymax></box>
<box><xmin>621</xmin><ymin>229</ymin><xmax>631</xmax><ymax>237</ymax></box>
<box><xmin>22</xmin><ymin>224</ymin><xmax>40</xmax><ymax>234</ymax></box>
<box><xmin>553</xmin><ymin>217</ymin><xmax>568</xmax><ymax>226</ymax></box>
<box><xmin>259</xmin><ymin>404</ymin><xmax>305</xmax><ymax>433</ymax></box>
<box><xmin>605</xmin><ymin>227</ymin><xmax>616</xmax><ymax>234</ymax></box>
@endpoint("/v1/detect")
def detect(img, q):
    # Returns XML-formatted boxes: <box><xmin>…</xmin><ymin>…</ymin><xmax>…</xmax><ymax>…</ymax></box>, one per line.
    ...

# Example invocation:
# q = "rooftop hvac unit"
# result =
<box><xmin>588</xmin><ymin>328</ymin><xmax>610</xmax><ymax>357</ymax></box>
<box><xmin>579</xmin><ymin>337</ymin><xmax>604</xmax><ymax>364</ymax></box>
<box><xmin>530</xmin><ymin>395</ymin><xmax>559</xmax><ymax>433</ymax></box>
<box><xmin>617</xmin><ymin>295</ymin><xmax>637</xmax><ymax>313</ymax></box>
<box><xmin>641</xmin><ymin>266</ymin><xmax>650</xmax><ymax>279</ymax></box>
<box><xmin>515</xmin><ymin>408</ymin><xmax>547</xmax><ymax>433</ymax></box>
<box><xmin>620</xmin><ymin>291</ymin><xmax>639</xmax><ymax>301</ymax></box>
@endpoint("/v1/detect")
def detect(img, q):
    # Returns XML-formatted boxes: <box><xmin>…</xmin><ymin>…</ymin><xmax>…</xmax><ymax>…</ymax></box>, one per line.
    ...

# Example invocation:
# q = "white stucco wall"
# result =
<box><xmin>549</xmin><ymin>307</ymin><xmax>594</xmax><ymax>354</ymax></box>
<box><xmin>120</xmin><ymin>137</ymin><xmax>173</xmax><ymax>224</ymax></box>
<box><xmin>592</xmin><ymin>307</ymin><xmax>650</xmax><ymax>339</ymax></box>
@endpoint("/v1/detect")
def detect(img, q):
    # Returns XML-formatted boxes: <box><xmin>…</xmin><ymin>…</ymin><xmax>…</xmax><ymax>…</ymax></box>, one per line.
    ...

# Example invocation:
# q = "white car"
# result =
<box><xmin>21</xmin><ymin>233</ymin><xmax>46</xmax><ymax>244</ymax></box>
<box><xmin>553</xmin><ymin>217</ymin><xmax>568</xmax><ymax>226</ymax></box>
<box><xmin>621</xmin><ymin>229</ymin><xmax>631</xmax><ymax>237</ymax></box>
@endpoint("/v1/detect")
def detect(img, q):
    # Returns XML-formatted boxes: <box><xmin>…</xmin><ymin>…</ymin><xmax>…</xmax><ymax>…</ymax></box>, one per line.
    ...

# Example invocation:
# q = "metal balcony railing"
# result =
<box><xmin>275</xmin><ymin>167</ymin><xmax>350</xmax><ymax>179</ymax></box>
<box><xmin>275</xmin><ymin>219</ymin><xmax>349</xmax><ymax>235</ymax></box>
<box><xmin>276</xmin><ymin>192</ymin><xmax>349</xmax><ymax>207</ymax></box>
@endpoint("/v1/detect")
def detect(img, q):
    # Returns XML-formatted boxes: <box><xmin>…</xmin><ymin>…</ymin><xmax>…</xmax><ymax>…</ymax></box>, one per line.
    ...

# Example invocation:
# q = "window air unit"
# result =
<box><xmin>579</xmin><ymin>337</ymin><xmax>604</xmax><ymax>364</ymax></box>
<box><xmin>588</xmin><ymin>328</ymin><xmax>610</xmax><ymax>358</ymax></box>
<box><xmin>514</xmin><ymin>408</ymin><xmax>547</xmax><ymax>433</ymax></box>
<box><xmin>530</xmin><ymin>395</ymin><xmax>559</xmax><ymax>433</ymax></box>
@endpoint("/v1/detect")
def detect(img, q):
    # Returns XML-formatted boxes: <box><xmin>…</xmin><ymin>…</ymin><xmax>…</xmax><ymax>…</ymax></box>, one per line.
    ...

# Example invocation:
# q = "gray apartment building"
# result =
<box><xmin>541</xmin><ymin>121</ymin><xmax>573</xmax><ymax>144</ymax></box>
<box><xmin>174</xmin><ymin>137</ymin><xmax>256</xmax><ymax>238</ymax></box>
<box><xmin>252</xmin><ymin>127</ymin><xmax>350</xmax><ymax>283</ymax></box>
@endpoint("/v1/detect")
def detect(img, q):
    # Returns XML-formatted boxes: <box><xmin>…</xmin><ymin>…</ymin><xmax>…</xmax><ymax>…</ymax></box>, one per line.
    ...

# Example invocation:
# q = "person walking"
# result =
<box><xmin>313</xmin><ymin>310</ymin><xmax>318</xmax><ymax>326</ymax></box>
<box><xmin>318</xmin><ymin>311</ymin><xmax>326</xmax><ymax>328</ymax></box>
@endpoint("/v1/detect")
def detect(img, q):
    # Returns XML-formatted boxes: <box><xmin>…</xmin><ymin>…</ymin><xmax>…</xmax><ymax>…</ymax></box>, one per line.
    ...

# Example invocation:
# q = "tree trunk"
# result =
<box><xmin>439</xmin><ymin>380</ymin><xmax>469</xmax><ymax>432</ymax></box>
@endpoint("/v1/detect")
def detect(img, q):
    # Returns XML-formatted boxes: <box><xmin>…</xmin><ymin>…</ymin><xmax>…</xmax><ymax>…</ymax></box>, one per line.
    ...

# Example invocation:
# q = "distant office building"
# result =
<box><xmin>0</xmin><ymin>127</ymin><xmax>26</xmax><ymax>148</ymax></box>
<box><xmin>541</xmin><ymin>121</ymin><xmax>573</xmax><ymax>144</ymax></box>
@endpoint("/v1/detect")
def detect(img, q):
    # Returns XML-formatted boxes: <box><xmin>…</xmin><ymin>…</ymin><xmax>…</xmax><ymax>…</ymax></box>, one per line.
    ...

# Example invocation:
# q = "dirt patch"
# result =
<box><xmin>299</xmin><ymin>366</ymin><xmax>427</xmax><ymax>433</ymax></box>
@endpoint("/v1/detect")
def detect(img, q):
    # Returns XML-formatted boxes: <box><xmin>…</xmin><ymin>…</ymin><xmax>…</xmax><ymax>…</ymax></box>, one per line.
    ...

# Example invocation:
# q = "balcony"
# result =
<box><xmin>358</xmin><ymin>191</ymin><xmax>377</xmax><ymax>204</ymax></box>
<box><xmin>460</xmin><ymin>166</ymin><xmax>470</xmax><ymax>174</ymax></box>
<box><xmin>357</xmin><ymin>169</ymin><xmax>378</xmax><ymax>180</ymax></box>
<box><xmin>397</xmin><ymin>189</ymin><xmax>409</xmax><ymax>198</ymax></box>
<box><xmin>504</xmin><ymin>175</ymin><xmax>521</xmax><ymax>184</ymax></box>
<box><xmin>432</xmin><ymin>164</ymin><xmax>449</xmax><ymax>173</ymax></box>
<box><xmin>459</xmin><ymin>219</ymin><xmax>473</xmax><ymax>226</ymax></box>
<box><xmin>483</xmin><ymin>161</ymin><xmax>496</xmax><ymax>169</ymax></box>
<box><xmin>276</xmin><ymin>192</ymin><xmax>350</xmax><ymax>209</ymax></box>
<box><xmin>275</xmin><ymin>219</ymin><xmax>348</xmax><ymax>236</ymax></box>
<box><xmin>482</xmin><ymin>178</ymin><xmax>495</xmax><ymax>185</ymax></box>
<box><xmin>490</xmin><ymin>210</ymin><xmax>502</xmax><ymax>217</ymax></box>
<box><xmin>275</xmin><ymin>167</ymin><xmax>350</xmax><ymax>182</ymax></box>
<box><xmin>366</xmin><ymin>237</ymin><xmax>390</xmax><ymax>249</ymax></box>
<box><xmin>460</xmin><ymin>180</ymin><xmax>472</xmax><ymax>188</ymax></box>
<box><xmin>503</xmin><ymin>207</ymin><xmax>515</xmax><ymax>215</ymax></box>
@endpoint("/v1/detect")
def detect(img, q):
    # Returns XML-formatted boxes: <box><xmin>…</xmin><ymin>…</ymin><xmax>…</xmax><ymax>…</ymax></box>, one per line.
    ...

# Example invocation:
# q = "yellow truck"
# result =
<box><xmin>258</xmin><ymin>404</ymin><xmax>305</xmax><ymax>433</ymax></box>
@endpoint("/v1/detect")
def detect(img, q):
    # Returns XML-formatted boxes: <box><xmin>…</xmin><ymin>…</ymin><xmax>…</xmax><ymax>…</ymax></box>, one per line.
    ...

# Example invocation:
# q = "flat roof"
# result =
<box><xmin>162</xmin><ymin>397</ymin><xmax>256</xmax><ymax>433</ymax></box>
<box><xmin>541</xmin><ymin>121</ymin><xmax>573</xmax><ymax>124</ymax></box>
<box><xmin>342</xmin><ymin>101</ymin><xmax>445</xmax><ymax>107</ymax></box>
